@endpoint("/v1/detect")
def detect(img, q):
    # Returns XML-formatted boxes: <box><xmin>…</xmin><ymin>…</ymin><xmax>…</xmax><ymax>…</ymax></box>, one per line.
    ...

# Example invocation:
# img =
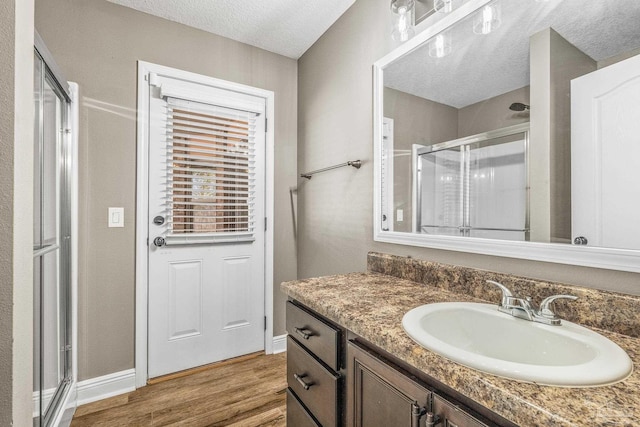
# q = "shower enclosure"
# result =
<box><xmin>415</xmin><ymin>123</ymin><xmax>529</xmax><ymax>241</ymax></box>
<box><xmin>33</xmin><ymin>33</ymin><xmax>77</xmax><ymax>427</ymax></box>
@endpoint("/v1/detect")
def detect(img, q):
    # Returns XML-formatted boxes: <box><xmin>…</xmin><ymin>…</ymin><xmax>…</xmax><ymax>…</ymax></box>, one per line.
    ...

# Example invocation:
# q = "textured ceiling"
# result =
<box><xmin>385</xmin><ymin>0</ymin><xmax>640</xmax><ymax>108</ymax></box>
<box><xmin>105</xmin><ymin>0</ymin><xmax>356</xmax><ymax>59</ymax></box>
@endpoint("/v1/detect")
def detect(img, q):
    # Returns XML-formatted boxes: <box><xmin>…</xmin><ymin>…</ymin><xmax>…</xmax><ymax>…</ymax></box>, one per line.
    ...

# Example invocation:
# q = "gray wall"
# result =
<box><xmin>0</xmin><ymin>0</ymin><xmax>35</xmax><ymax>424</ymax></box>
<box><xmin>298</xmin><ymin>0</ymin><xmax>640</xmax><ymax>295</ymax></box>
<box><xmin>530</xmin><ymin>29</ymin><xmax>596</xmax><ymax>243</ymax></box>
<box><xmin>598</xmin><ymin>47</ymin><xmax>640</xmax><ymax>69</ymax></box>
<box><xmin>384</xmin><ymin>87</ymin><xmax>457</xmax><ymax>232</ymax></box>
<box><xmin>548</xmin><ymin>30</ymin><xmax>596</xmax><ymax>243</ymax></box>
<box><xmin>35</xmin><ymin>0</ymin><xmax>298</xmax><ymax>381</ymax></box>
<box><xmin>458</xmin><ymin>86</ymin><xmax>530</xmax><ymax>138</ymax></box>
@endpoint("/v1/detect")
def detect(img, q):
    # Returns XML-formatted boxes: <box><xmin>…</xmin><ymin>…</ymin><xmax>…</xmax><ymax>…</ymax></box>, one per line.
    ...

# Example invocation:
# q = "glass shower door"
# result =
<box><xmin>418</xmin><ymin>146</ymin><xmax>464</xmax><ymax>236</ymax></box>
<box><xmin>33</xmin><ymin>48</ymin><xmax>73</xmax><ymax>427</ymax></box>
<box><xmin>417</xmin><ymin>125</ymin><xmax>529</xmax><ymax>241</ymax></box>
<box><xmin>467</xmin><ymin>134</ymin><xmax>528</xmax><ymax>241</ymax></box>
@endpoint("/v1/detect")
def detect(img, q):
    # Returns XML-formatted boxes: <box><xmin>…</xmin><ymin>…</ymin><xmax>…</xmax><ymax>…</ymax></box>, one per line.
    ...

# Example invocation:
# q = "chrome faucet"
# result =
<box><xmin>487</xmin><ymin>280</ymin><xmax>577</xmax><ymax>326</ymax></box>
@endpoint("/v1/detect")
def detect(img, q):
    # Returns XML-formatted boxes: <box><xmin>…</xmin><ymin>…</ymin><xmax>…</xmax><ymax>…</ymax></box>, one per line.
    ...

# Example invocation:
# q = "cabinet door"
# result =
<box><xmin>432</xmin><ymin>394</ymin><xmax>489</xmax><ymax>427</ymax></box>
<box><xmin>347</xmin><ymin>341</ymin><xmax>430</xmax><ymax>427</ymax></box>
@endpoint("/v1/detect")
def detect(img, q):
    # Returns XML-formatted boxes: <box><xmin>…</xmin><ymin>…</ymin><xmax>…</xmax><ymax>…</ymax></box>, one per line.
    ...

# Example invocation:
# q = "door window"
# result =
<box><xmin>166</xmin><ymin>98</ymin><xmax>258</xmax><ymax>238</ymax></box>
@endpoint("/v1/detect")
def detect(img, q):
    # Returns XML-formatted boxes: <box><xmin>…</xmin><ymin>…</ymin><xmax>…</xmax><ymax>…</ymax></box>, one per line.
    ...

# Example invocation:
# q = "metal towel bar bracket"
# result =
<box><xmin>300</xmin><ymin>160</ymin><xmax>362</xmax><ymax>179</ymax></box>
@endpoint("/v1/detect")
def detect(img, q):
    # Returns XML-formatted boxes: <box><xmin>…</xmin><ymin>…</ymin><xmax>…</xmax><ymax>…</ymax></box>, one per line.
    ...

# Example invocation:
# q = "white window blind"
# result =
<box><xmin>165</xmin><ymin>97</ymin><xmax>258</xmax><ymax>243</ymax></box>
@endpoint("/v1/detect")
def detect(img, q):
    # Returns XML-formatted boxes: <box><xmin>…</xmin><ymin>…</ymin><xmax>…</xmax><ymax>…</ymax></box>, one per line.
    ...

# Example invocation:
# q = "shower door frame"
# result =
<box><xmin>33</xmin><ymin>31</ymin><xmax>79</xmax><ymax>427</ymax></box>
<box><xmin>414</xmin><ymin>123</ymin><xmax>530</xmax><ymax>239</ymax></box>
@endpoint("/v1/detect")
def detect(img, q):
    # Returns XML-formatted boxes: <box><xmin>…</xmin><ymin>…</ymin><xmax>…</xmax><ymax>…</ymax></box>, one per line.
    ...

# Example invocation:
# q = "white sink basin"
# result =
<box><xmin>402</xmin><ymin>302</ymin><xmax>633</xmax><ymax>387</ymax></box>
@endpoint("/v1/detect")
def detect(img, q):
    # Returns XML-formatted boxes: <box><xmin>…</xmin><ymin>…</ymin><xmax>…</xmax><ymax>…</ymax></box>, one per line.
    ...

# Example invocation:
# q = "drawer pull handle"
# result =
<box><xmin>294</xmin><ymin>327</ymin><xmax>313</xmax><ymax>340</ymax></box>
<box><xmin>294</xmin><ymin>373</ymin><xmax>314</xmax><ymax>390</ymax></box>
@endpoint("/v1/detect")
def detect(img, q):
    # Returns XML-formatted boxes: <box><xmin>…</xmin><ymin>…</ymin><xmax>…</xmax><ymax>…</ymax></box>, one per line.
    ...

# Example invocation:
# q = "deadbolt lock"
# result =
<box><xmin>573</xmin><ymin>236</ymin><xmax>588</xmax><ymax>245</ymax></box>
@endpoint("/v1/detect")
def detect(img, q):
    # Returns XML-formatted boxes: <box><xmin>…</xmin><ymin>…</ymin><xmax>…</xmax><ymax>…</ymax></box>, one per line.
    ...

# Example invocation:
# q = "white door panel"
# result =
<box><xmin>221</xmin><ymin>256</ymin><xmax>252</xmax><ymax>330</ymax></box>
<box><xmin>147</xmin><ymin>74</ymin><xmax>266</xmax><ymax>378</ymax></box>
<box><xmin>167</xmin><ymin>259</ymin><xmax>203</xmax><ymax>340</ymax></box>
<box><xmin>572</xmin><ymin>54</ymin><xmax>640</xmax><ymax>250</ymax></box>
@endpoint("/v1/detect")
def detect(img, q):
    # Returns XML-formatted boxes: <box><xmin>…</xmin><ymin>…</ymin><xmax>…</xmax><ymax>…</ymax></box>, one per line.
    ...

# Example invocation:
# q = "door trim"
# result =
<box><xmin>135</xmin><ymin>61</ymin><xmax>275</xmax><ymax>388</ymax></box>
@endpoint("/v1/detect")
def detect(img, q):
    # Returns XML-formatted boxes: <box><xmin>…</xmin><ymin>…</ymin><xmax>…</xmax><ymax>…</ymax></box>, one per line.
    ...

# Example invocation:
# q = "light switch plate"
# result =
<box><xmin>396</xmin><ymin>209</ymin><xmax>404</xmax><ymax>222</ymax></box>
<box><xmin>108</xmin><ymin>207</ymin><xmax>124</xmax><ymax>228</ymax></box>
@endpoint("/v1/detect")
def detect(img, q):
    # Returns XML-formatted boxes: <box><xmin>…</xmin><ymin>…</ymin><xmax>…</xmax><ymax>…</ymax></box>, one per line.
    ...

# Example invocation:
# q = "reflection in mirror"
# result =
<box><xmin>380</xmin><ymin>0</ymin><xmax>640</xmax><ymax>250</ymax></box>
<box><xmin>415</xmin><ymin>124</ymin><xmax>528</xmax><ymax>240</ymax></box>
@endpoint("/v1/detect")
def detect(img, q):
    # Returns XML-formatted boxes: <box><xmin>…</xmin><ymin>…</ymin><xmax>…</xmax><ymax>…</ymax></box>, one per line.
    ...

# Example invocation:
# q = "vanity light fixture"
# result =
<box><xmin>473</xmin><ymin>3</ymin><xmax>501</xmax><ymax>35</ymax></box>
<box><xmin>429</xmin><ymin>33</ymin><xmax>452</xmax><ymax>58</ymax></box>
<box><xmin>434</xmin><ymin>0</ymin><xmax>453</xmax><ymax>13</ymax></box>
<box><xmin>391</xmin><ymin>0</ymin><xmax>415</xmax><ymax>42</ymax></box>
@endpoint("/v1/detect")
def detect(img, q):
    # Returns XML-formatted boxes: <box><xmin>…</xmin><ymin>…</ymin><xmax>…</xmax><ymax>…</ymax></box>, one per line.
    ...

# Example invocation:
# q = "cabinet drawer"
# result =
<box><xmin>287</xmin><ymin>388</ymin><xmax>321</xmax><ymax>427</ymax></box>
<box><xmin>287</xmin><ymin>336</ymin><xmax>340</xmax><ymax>427</ymax></box>
<box><xmin>286</xmin><ymin>301</ymin><xmax>341</xmax><ymax>370</ymax></box>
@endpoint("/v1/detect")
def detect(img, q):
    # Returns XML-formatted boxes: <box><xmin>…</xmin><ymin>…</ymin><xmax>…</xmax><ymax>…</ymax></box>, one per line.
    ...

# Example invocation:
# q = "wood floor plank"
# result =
<box><xmin>71</xmin><ymin>353</ymin><xmax>287</xmax><ymax>427</ymax></box>
<box><xmin>74</xmin><ymin>393</ymin><xmax>130</xmax><ymax>418</ymax></box>
<box><xmin>226</xmin><ymin>406</ymin><xmax>286</xmax><ymax>427</ymax></box>
<box><xmin>151</xmin><ymin>379</ymin><xmax>285</xmax><ymax>426</ymax></box>
<box><xmin>147</xmin><ymin>352</ymin><xmax>264</xmax><ymax>385</ymax></box>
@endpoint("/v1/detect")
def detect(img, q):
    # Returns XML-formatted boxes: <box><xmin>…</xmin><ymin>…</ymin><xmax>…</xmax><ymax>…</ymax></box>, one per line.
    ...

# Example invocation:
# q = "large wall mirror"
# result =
<box><xmin>373</xmin><ymin>0</ymin><xmax>640</xmax><ymax>272</ymax></box>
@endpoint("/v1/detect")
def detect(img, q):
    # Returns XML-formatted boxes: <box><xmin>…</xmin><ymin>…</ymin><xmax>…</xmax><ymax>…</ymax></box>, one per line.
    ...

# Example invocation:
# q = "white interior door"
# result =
<box><xmin>147</xmin><ymin>74</ymin><xmax>266</xmax><ymax>378</ymax></box>
<box><xmin>571</xmin><ymin>54</ymin><xmax>640</xmax><ymax>250</ymax></box>
<box><xmin>381</xmin><ymin>118</ymin><xmax>394</xmax><ymax>231</ymax></box>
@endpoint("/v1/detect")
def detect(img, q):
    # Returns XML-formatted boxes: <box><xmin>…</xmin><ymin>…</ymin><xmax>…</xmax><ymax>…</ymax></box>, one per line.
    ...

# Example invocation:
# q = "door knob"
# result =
<box><xmin>573</xmin><ymin>236</ymin><xmax>588</xmax><ymax>245</ymax></box>
<box><xmin>153</xmin><ymin>215</ymin><xmax>165</xmax><ymax>225</ymax></box>
<box><xmin>153</xmin><ymin>237</ymin><xmax>166</xmax><ymax>247</ymax></box>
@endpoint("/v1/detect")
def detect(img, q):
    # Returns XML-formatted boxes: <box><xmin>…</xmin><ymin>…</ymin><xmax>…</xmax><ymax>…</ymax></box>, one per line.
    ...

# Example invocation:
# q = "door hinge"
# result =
<box><xmin>265</xmin><ymin>118</ymin><xmax>268</xmax><ymax>132</ymax></box>
<box><xmin>264</xmin><ymin>316</ymin><xmax>267</xmax><ymax>331</ymax></box>
<box><xmin>147</xmin><ymin>237</ymin><xmax>149</xmax><ymax>246</ymax></box>
<box><xmin>264</xmin><ymin>217</ymin><xmax>267</xmax><ymax>232</ymax></box>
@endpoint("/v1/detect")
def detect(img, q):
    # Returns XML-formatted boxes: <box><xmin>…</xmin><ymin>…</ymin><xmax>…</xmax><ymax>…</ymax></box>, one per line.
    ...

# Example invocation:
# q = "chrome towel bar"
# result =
<box><xmin>300</xmin><ymin>160</ymin><xmax>362</xmax><ymax>179</ymax></box>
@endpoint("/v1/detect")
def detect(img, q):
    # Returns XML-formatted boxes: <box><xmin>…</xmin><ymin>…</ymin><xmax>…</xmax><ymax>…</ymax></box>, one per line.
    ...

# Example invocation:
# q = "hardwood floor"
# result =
<box><xmin>71</xmin><ymin>352</ymin><xmax>287</xmax><ymax>426</ymax></box>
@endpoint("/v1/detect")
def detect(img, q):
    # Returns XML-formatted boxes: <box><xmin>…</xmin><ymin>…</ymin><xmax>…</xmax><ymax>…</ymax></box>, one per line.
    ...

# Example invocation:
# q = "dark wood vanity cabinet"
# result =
<box><xmin>347</xmin><ymin>339</ymin><xmax>491</xmax><ymax>427</ymax></box>
<box><xmin>286</xmin><ymin>299</ymin><xmax>513</xmax><ymax>427</ymax></box>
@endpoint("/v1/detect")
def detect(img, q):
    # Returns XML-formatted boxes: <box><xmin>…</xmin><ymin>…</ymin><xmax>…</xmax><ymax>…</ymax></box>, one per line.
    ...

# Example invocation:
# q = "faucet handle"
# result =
<box><xmin>486</xmin><ymin>280</ymin><xmax>513</xmax><ymax>306</ymax></box>
<box><xmin>538</xmin><ymin>295</ymin><xmax>578</xmax><ymax>318</ymax></box>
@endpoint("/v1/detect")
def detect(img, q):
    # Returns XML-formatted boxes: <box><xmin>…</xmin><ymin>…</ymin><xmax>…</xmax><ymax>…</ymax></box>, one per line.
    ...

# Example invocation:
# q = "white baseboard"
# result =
<box><xmin>32</xmin><ymin>387</ymin><xmax>56</xmax><ymax>418</ymax></box>
<box><xmin>272</xmin><ymin>334</ymin><xmax>287</xmax><ymax>354</ymax></box>
<box><xmin>76</xmin><ymin>369</ymin><xmax>136</xmax><ymax>407</ymax></box>
<box><xmin>33</xmin><ymin>383</ymin><xmax>77</xmax><ymax>425</ymax></box>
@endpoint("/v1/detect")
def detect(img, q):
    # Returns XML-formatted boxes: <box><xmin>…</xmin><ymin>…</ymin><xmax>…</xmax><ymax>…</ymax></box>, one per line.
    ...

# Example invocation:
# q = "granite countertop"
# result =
<box><xmin>281</xmin><ymin>272</ymin><xmax>640</xmax><ymax>426</ymax></box>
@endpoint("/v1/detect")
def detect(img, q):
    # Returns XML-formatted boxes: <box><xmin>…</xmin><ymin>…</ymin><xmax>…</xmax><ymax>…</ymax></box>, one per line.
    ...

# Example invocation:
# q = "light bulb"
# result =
<box><xmin>398</xmin><ymin>7</ymin><xmax>408</xmax><ymax>32</ymax></box>
<box><xmin>428</xmin><ymin>33</ymin><xmax>452</xmax><ymax>58</ymax></box>
<box><xmin>473</xmin><ymin>4</ymin><xmax>501</xmax><ymax>35</ymax></box>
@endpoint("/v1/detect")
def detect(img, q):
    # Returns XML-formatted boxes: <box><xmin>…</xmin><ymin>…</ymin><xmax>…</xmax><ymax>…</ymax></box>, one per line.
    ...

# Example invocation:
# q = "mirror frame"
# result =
<box><xmin>373</xmin><ymin>0</ymin><xmax>640</xmax><ymax>273</ymax></box>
